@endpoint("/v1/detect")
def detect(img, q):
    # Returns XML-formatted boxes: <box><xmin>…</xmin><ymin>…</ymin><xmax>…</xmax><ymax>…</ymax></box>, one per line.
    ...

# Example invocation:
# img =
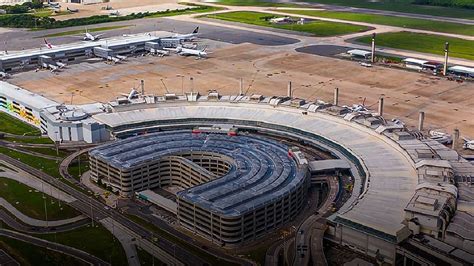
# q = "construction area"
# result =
<box><xmin>8</xmin><ymin>41</ymin><xmax>474</xmax><ymax>138</ymax></box>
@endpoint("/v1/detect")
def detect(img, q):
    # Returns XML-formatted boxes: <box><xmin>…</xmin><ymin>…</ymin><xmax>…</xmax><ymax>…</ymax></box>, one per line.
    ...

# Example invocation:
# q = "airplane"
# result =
<box><xmin>82</xmin><ymin>29</ymin><xmax>105</xmax><ymax>41</ymax></box>
<box><xmin>269</xmin><ymin>16</ymin><xmax>292</xmax><ymax>24</ymax></box>
<box><xmin>429</xmin><ymin>130</ymin><xmax>452</xmax><ymax>145</ymax></box>
<box><xmin>46</xmin><ymin>2</ymin><xmax>60</xmax><ymax>8</ymax></box>
<box><xmin>0</xmin><ymin>71</ymin><xmax>10</xmax><ymax>79</ymax></box>
<box><xmin>44</xmin><ymin>39</ymin><xmax>54</xmax><ymax>49</ymax></box>
<box><xmin>67</xmin><ymin>7</ymin><xmax>79</xmax><ymax>13</ymax></box>
<box><xmin>56</xmin><ymin>62</ymin><xmax>67</xmax><ymax>69</ymax></box>
<box><xmin>119</xmin><ymin>88</ymin><xmax>140</xmax><ymax>100</ymax></box>
<box><xmin>109</xmin><ymin>10</ymin><xmax>120</xmax><ymax>16</ymax></box>
<box><xmin>150</xmin><ymin>49</ymin><xmax>170</xmax><ymax>57</ymax></box>
<box><xmin>167</xmin><ymin>46</ymin><xmax>208</xmax><ymax>59</ymax></box>
<box><xmin>462</xmin><ymin>137</ymin><xmax>474</xmax><ymax>150</ymax></box>
<box><xmin>172</xmin><ymin>27</ymin><xmax>199</xmax><ymax>42</ymax></box>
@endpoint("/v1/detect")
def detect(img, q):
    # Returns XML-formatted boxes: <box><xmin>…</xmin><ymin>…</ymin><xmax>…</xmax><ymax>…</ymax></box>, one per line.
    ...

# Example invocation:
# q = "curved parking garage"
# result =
<box><xmin>89</xmin><ymin>130</ymin><xmax>310</xmax><ymax>244</ymax></box>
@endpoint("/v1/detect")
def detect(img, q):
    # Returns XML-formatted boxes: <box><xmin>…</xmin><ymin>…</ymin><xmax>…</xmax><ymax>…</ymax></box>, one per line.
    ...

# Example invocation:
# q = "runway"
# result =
<box><xmin>0</xmin><ymin>17</ymin><xmax>300</xmax><ymax>51</ymax></box>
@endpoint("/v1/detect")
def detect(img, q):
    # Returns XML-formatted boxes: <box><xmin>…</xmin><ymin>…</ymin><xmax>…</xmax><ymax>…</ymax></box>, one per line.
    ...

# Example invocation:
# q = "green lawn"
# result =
<box><xmin>40</xmin><ymin>25</ymin><xmax>132</xmax><ymax>38</ymax></box>
<box><xmin>300</xmin><ymin>0</ymin><xmax>474</xmax><ymax>19</ymax></box>
<box><xmin>21</xmin><ymin>146</ymin><xmax>68</xmax><ymax>158</ymax></box>
<box><xmin>0</xmin><ymin>177</ymin><xmax>80</xmax><ymax>220</ymax></box>
<box><xmin>68</xmin><ymin>154</ymin><xmax>89</xmax><ymax>179</ymax></box>
<box><xmin>4</xmin><ymin>137</ymin><xmax>54</xmax><ymax>144</ymax></box>
<box><xmin>0</xmin><ymin>146</ymin><xmax>61</xmax><ymax>179</ymax></box>
<box><xmin>245</xmin><ymin>245</ymin><xmax>268</xmax><ymax>265</ymax></box>
<box><xmin>136</xmin><ymin>246</ymin><xmax>167</xmax><ymax>266</ymax></box>
<box><xmin>355</xmin><ymin>31</ymin><xmax>474</xmax><ymax>60</ymax></box>
<box><xmin>213</xmin><ymin>0</ymin><xmax>302</xmax><ymax>7</ymax></box>
<box><xmin>0</xmin><ymin>112</ymin><xmax>41</xmax><ymax>136</ymax></box>
<box><xmin>205</xmin><ymin>11</ymin><xmax>370</xmax><ymax>37</ymax></box>
<box><xmin>146</xmin><ymin>4</ymin><xmax>223</xmax><ymax>18</ymax></box>
<box><xmin>38</xmin><ymin>224</ymin><xmax>128</xmax><ymax>266</ymax></box>
<box><xmin>0</xmin><ymin>236</ymin><xmax>88</xmax><ymax>266</ymax></box>
<box><xmin>279</xmin><ymin>9</ymin><xmax>474</xmax><ymax>36</ymax></box>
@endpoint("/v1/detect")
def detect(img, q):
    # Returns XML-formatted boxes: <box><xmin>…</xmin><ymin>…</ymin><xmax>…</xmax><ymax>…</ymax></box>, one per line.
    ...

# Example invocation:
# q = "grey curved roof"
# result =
<box><xmin>90</xmin><ymin>131</ymin><xmax>307</xmax><ymax>216</ymax></box>
<box><xmin>93</xmin><ymin>101</ymin><xmax>419</xmax><ymax>237</ymax></box>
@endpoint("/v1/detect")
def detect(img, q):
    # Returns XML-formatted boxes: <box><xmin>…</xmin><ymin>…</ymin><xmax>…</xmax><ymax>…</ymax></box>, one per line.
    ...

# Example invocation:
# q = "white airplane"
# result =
<box><xmin>67</xmin><ymin>7</ymin><xmax>79</xmax><ymax>13</ymax></box>
<box><xmin>463</xmin><ymin>137</ymin><xmax>474</xmax><ymax>150</ymax></box>
<box><xmin>116</xmin><ymin>55</ymin><xmax>127</xmax><ymax>61</ymax></box>
<box><xmin>82</xmin><ymin>29</ymin><xmax>105</xmax><ymax>41</ymax></box>
<box><xmin>46</xmin><ymin>2</ymin><xmax>60</xmax><ymax>8</ymax></box>
<box><xmin>0</xmin><ymin>71</ymin><xmax>10</xmax><ymax>79</ymax></box>
<box><xmin>429</xmin><ymin>130</ymin><xmax>452</xmax><ymax>145</ymax></box>
<box><xmin>56</xmin><ymin>62</ymin><xmax>67</xmax><ymax>69</ymax></box>
<box><xmin>172</xmin><ymin>27</ymin><xmax>199</xmax><ymax>41</ymax></box>
<box><xmin>119</xmin><ymin>88</ymin><xmax>140</xmax><ymax>100</ymax></box>
<box><xmin>172</xmin><ymin>46</ymin><xmax>208</xmax><ymax>59</ymax></box>
<box><xmin>107</xmin><ymin>56</ymin><xmax>121</xmax><ymax>64</ymax></box>
<box><xmin>269</xmin><ymin>16</ymin><xmax>291</xmax><ymax>24</ymax></box>
<box><xmin>150</xmin><ymin>49</ymin><xmax>170</xmax><ymax>57</ymax></box>
<box><xmin>109</xmin><ymin>10</ymin><xmax>120</xmax><ymax>16</ymax></box>
<box><xmin>44</xmin><ymin>38</ymin><xmax>54</xmax><ymax>49</ymax></box>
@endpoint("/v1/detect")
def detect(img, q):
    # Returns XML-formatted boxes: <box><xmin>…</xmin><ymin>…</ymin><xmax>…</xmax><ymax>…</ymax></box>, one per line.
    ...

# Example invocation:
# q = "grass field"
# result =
<box><xmin>136</xmin><ymin>246</ymin><xmax>167</xmax><ymax>266</ymax></box>
<box><xmin>31</xmin><ymin>8</ymin><xmax>69</xmax><ymax>18</ymax></box>
<box><xmin>0</xmin><ymin>146</ymin><xmax>61</xmax><ymax>179</ymax></box>
<box><xmin>0</xmin><ymin>236</ymin><xmax>88</xmax><ymax>266</ymax></box>
<box><xmin>205</xmin><ymin>11</ymin><xmax>370</xmax><ymax>37</ymax></box>
<box><xmin>21</xmin><ymin>146</ymin><xmax>67</xmax><ymax>158</ymax></box>
<box><xmin>279</xmin><ymin>9</ymin><xmax>474</xmax><ymax>36</ymax></box>
<box><xmin>40</xmin><ymin>25</ymin><xmax>132</xmax><ymax>38</ymax></box>
<box><xmin>301</xmin><ymin>0</ymin><xmax>474</xmax><ymax>19</ymax></box>
<box><xmin>147</xmin><ymin>4</ymin><xmax>224</xmax><ymax>18</ymax></box>
<box><xmin>0</xmin><ymin>177</ymin><xmax>80</xmax><ymax>220</ymax></box>
<box><xmin>4</xmin><ymin>137</ymin><xmax>54</xmax><ymax>144</ymax></box>
<box><xmin>68</xmin><ymin>154</ymin><xmax>89</xmax><ymax>179</ymax></box>
<box><xmin>0</xmin><ymin>112</ymin><xmax>40</xmax><ymax>136</ymax></box>
<box><xmin>214</xmin><ymin>0</ymin><xmax>301</xmax><ymax>7</ymax></box>
<box><xmin>38</xmin><ymin>224</ymin><xmax>128</xmax><ymax>266</ymax></box>
<box><xmin>355</xmin><ymin>31</ymin><xmax>474</xmax><ymax>60</ymax></box>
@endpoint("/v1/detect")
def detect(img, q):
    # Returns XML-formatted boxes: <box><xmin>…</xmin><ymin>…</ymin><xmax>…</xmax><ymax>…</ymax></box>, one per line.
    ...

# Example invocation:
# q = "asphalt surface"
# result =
<box><xmin>296</xmin><ymin>44</ymin><xmax>351</xmax><ymax>57</ymax></box>
<box><xmin>293</xmin><ymin>176</ymin><xmax>338</xmax><ymax>266</ymax></box>
<box><xmin>0</xmin><ymin>209</ymin><xmax>90</xmax><ymax>234</ymax></box>
<box><xmin>0</xmin><ymin>153</ymin><xmax>247</xmax><ymax>266</ymax></box>
<box><xmin>0</xmin><ymin>209</ymin><xmax>85</xmax><ymax>232</ymax></box>
<box><xmin>0</xmin><ymin>228</ymin><xmax>109</xmax><ymax>265</ymax></box>
<box><xmin>0</xmin><ymin>17</ymin><xmax>299</xmax><ymax>51</ymax></box>
<box><xmin>0</xmin><ymin>249</ymin><xmax>19</xmax><ymax>266</ymax></box>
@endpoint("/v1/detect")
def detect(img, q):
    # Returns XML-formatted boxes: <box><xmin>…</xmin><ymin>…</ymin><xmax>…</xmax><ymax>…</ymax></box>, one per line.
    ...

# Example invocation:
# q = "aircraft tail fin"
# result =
<box><xmin>44</xmin><ymin>38</ymin><xmax>53</xmax><ymax>49</ymax></box>
<box><xmin>192</xmin><ymin>27</ymin><xmax>199</xmax><ymax>34</ymax></box>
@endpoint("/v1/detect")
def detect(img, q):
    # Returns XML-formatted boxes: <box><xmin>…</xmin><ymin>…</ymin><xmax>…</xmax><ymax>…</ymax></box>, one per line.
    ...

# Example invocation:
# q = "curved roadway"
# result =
<box><xmin>0</xmin><ymin>228</ymin><xmax>109</xmax><ymax>265</ymax></box>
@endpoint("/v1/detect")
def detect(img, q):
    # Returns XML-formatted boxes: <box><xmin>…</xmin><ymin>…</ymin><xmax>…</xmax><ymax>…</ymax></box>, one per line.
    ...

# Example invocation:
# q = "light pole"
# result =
<box><xmin>89</xmin><ymin>196</ymin><xmax>95</xmax><ymax>227</ymax></box>
<box><xmin>371</xmin><ymin>32</ymin><xmax>376</xmax><ymax>63</ymax></box>
<box><xmin>50</xmin><ymin>184</ymin><xmax>53</xmax><ymax>204</ymax></box>
<box><xmin>176</xmin><ymin>74</ymin><xmax>184</xmax><ymax>95</ymax></box>
<box><xmin>43</xmin><ymin>194</ymin><xmax>48</xmax><ymax>228</ymax></box>
<box><xmin>78</xmin><ymin>154</ymin><xmax>81</xmax><ymax>178</ymax></box>
<box><xmin>54</xmin><ymin>131</ymin><xmax>59</xmax><ymax>156</ymax></box>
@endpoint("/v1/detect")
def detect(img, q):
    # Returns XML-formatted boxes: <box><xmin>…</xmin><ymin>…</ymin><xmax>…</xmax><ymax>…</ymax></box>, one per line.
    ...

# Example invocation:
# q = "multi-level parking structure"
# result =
<box><xmin>89</xmin><ymin>131</ymin><xmax>310</xmax><ymax>245</ymax></box>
